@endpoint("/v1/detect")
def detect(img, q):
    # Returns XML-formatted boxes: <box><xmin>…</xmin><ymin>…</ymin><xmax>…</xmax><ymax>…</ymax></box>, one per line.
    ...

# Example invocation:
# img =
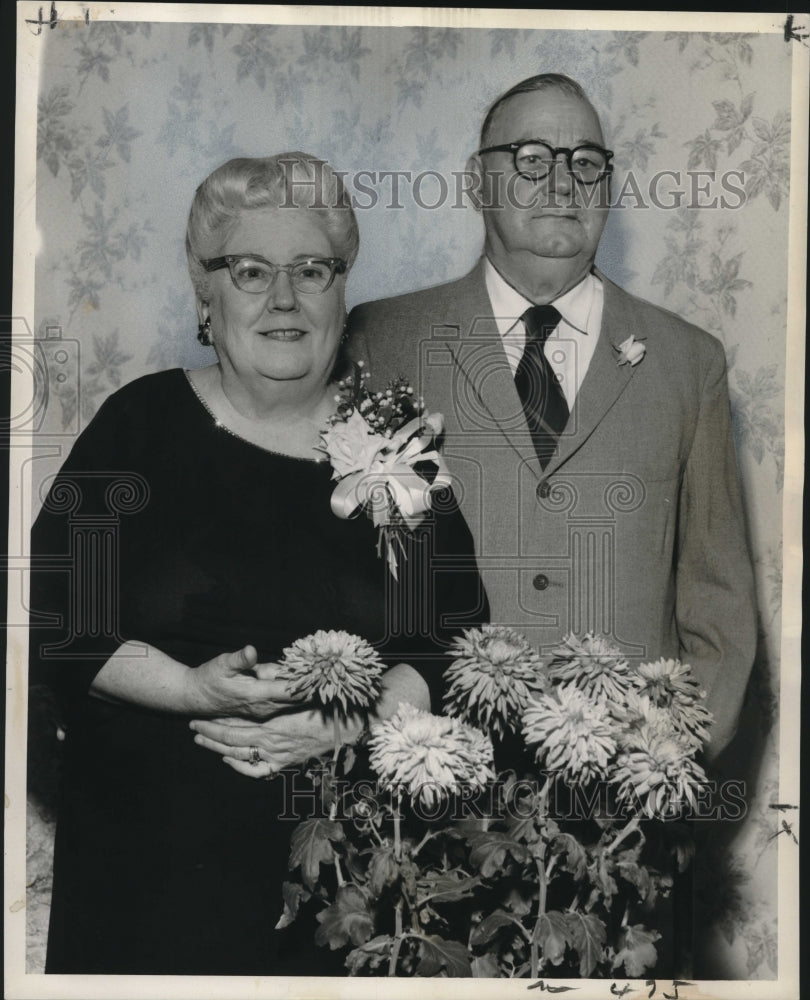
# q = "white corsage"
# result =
<box><xmin>320</xmin><ymin>372</ymin><xmax>451</xmax><ymax>578</ymax></box>
<box><xmin>614</xmin><ymin>334</ymin><xmax>647</xmax><ymax>367</ymax></box>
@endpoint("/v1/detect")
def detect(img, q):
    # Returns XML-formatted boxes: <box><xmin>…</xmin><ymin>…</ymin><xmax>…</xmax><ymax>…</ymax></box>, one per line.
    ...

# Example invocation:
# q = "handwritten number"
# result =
<box><xmin>664</xmin><ymin>981</ymin><xmax>694</xmax><ymax>1000</ymax></box>
<box><xmin>784</xmin><ymin>14</ymin><xmax>810</xmax><ymax>45</ymax></box>
<box><xmin>25</xmin><ymin>1</ymin><xmax>60</xmax><ymax>35</ymax></box>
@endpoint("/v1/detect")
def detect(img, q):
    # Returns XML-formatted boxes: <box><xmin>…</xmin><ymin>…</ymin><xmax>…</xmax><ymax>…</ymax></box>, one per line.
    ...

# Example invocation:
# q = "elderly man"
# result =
<box><xmin>347</xmin><ymin>73</ymin><xmax>756</xmax><ymax>758</ymax></box>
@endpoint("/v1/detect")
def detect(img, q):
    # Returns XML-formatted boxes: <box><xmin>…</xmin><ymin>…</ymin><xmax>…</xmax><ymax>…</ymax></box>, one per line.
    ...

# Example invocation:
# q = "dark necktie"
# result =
<box><xmin>515</xmin><ymin>304</ymin><xmax>568</xmax><ymax>468</ymax></box>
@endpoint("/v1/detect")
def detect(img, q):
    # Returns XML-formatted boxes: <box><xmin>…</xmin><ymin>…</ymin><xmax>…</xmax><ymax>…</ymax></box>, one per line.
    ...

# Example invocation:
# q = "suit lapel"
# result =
<box><xmin>440</xmin><ymin>264</ymin><xmax>643</xmax><ymax>480</ymax></box>
<box><xmin>544</xmin><ymin>274</ymin><xmax>640</xmax><ymax>476</ymax></box>
<box><xmin>443</xmin><ymin>261</ymin><xmax>544</xmax><ymax>478</ymax></box>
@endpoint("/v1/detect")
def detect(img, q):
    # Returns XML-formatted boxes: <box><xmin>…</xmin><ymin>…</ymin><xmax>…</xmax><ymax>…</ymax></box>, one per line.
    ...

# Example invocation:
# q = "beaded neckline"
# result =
<box><xmin>182</xmin><ymin>369</ymin><xmax>329</xmax><ymax>464</ymax></box>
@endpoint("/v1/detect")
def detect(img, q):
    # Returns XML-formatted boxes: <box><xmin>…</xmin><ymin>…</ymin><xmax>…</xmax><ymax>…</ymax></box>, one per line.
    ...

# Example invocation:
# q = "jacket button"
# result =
<box><xmin>533</xmin><ymin>573</ymin><xmax>549</xmax><ymax>591</ymax></box>
<box><xmin>536</xmin><ymin>481</ymin><xmax>551</xmax><ymax>500</ymax></box>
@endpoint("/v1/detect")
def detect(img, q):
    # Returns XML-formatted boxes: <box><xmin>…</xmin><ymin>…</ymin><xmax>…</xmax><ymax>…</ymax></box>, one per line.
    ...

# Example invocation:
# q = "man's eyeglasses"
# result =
<box><xmin>201</xmin><ymin>255</ymin><xmax>347</xmax><ymax>294</ymax></box>
<box><xmin>477</xmin><ymin>140</ymin><xmax>614</xmax><ymax>185</ymax></box>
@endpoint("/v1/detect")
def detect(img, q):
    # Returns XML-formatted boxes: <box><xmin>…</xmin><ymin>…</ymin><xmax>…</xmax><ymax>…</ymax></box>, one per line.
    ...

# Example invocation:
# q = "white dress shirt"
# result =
<box><xmin>484</xmin><ymin>259</ymin><xmax>604</xmax><ymax>408</ymax></box>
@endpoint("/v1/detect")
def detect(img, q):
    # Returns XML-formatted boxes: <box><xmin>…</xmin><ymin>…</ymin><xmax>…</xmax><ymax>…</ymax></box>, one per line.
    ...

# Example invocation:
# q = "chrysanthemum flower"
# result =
<box><xmin>368</xmin><ymin>703</ymin><xmax>495</xmax><ymax>810</ymax></box>
<box><xmin>631</xmin><ymin>658</ymin><xmax>713</xmax><ymax>746</ymax></box>
<box><xmin>546</xmin><ymin>633</ymin><xmax>635</xmax><ymax>703</ymax></box>
<box><xmin>278</xmin><ymin>630</ymin><xmax>384</xmax><ymax>712</ymax></box>
<box><xmin>522</xmin><ymin>683</ymin><xmax>617</xmax><ymax>784</ymax></box>
<box><xmin>444</xmin><ymin>625</ymin><xmax>549</xmax><ymax>738</ymax></box>
<box><xmin>612</xmin><ymin>724</ymin><xmax>709</xmax><ymax>818</ymax></box>
<box><xmin>611</xmin><ymin>690</ymin><xmax>675</xmax><ymax>739</ymax></box>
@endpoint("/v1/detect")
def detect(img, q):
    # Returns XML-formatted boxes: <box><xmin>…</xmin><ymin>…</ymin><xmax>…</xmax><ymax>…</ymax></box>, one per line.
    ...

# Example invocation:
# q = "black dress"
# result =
<box><xmin>29</xmin><ymin>368</ymin><xmax>487</xmax><ymax>975</ymax></box>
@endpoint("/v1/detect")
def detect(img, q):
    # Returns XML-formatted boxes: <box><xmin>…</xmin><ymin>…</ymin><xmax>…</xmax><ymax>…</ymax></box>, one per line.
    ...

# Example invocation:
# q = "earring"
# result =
<box><xmin>197</xmin><ymin>317</ymin><xmax>212</xmax><ymax>346</ymax></box>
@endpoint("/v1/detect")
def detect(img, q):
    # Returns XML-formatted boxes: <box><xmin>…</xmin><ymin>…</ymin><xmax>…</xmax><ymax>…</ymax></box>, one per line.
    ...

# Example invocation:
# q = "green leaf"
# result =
<box><xmin>500</xmin><ymin>883</ymin><xmax>534</xmax><ymax>916</ymax></box>
<box><xmin>589</xmin><ymin>853</ymin><xmax>618</xmax><ymax>902</ymax></box>
<box><xmin>741</xmin><ymin>92</ymin><xmax>755</xmax><ymax>119</ymax></box>
<box><xmin>288</xmin><ymin>817</ymin><xmax>344</xmax><ymax>889</ymax></box>
<box><xmin>616</xmin><ymin>856</ymin><xmax>653</xmax><ymax>902</ymax></box>
<box><xmin>711</xmin><ymin>98</ymin><xmax>740</xmax><ymax>131</ymax></box>
<box><xmin>471</xmin><ymin>952</ymin><xmax>502</xmax><ymax>977</ymax></box>
<box><xmin>563</xmin><ymin>911</ymin><xmax>606</xmax><ymax>977</ymax></box>
<box><xmin>416</xmin><ymin>934</ymin><xmax>472</xmax><ymax>977</ymax></box>
<box><xmin>551</xmin><ymin>833</ymin><xmax>588</xmax><ymax>881</ymax></box>
<box><xmin>466</xmin><ymin>831</ymin><xmax>529</xmax><ymax>877</ymax></box>
<box><xmin>345</xmin><ymin>934</ymin><xmax>393</xmax><ymax>974</ymax></box>
<box><xmin>315</xmin><ymin>884</ymin><xmax>374</xmax><ymax>950</ymax></box>
<box><xmin>751</xmin><ymin>116</ymin><xmax>771</xmax><ymax>142</ymax></box>
<box><xmin>505</xmin><ymin>811</ymin><xmax>543</xmax><ymax>847</ymax></box>
<box><xmin>417</xmin><ymin>870</ymin><xmax>481</xmax><ymax>905</ymax></box>
<box><xmin>274</xmin><ymin>881</ymin><xmax>310</xmax><ymax>930</ymax></box>
<box><xmin>684</xmin><ymin>131</ymin><xmax>722</xmax><ymax>171</ymax></box>
<box><xmin>367</xmin><ymin>844</ymin><xmax>399</xmax><ymax>895</ymax></box>
<box><xmin>612</xmin><ymin>924</ymin><xmax>661</xmax><ymax>977</ymax></box>
<box><xmin>342</xmin><ymin>840</ymin><xmax>367</xmax><ymax>885</ymax></box>
<box><xmin>470</xmin><ymin>909</ymin><xmax>515</xmax><ymax>946</ymax></box>
<box><xmin>535</xmin><ymin>910</ymin><xmax>570</xmax><ymax>966</ymax></box>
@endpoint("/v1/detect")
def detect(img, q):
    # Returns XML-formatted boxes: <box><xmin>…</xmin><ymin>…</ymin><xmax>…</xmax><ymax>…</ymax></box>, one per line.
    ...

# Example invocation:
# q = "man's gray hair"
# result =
<box><xmin>480</xmin><ymin>74</ymin><xmax>597</xmax><ymax>147</ymax></box>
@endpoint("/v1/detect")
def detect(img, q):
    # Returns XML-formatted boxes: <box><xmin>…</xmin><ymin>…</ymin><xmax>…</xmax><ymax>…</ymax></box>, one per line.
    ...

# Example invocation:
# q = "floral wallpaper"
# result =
<box><xmin>26</xmin><ymin>17</ymin><xmax>795</xmax><ymax>980</ymax></box>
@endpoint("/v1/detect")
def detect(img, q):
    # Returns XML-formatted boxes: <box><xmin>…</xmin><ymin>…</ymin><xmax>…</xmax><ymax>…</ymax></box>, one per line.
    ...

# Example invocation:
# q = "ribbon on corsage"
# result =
<box><xmin>321</xmin><ymin>407</ymin><xmax>452</xmax><ymax>578</ymax></box>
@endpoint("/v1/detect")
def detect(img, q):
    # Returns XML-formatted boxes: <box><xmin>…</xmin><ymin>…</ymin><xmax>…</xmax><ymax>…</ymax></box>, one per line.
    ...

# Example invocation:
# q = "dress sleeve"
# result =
<box><xmin>29</xmin><ymin>391</ymin><xmax>144</xmax><ymax>710</ymax></box>
<box><xmin>378</xmin><ymin>486</ymin><xmax>489</xmax><ymax>714</ymax></box>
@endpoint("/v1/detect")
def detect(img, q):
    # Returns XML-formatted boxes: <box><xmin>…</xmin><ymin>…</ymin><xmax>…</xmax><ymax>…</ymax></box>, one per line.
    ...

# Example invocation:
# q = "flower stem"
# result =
<box><xmin>530</xmin><ymin>853</ymin><xmax>553</xmax><ymax>979</ymax></box>
<box><xmin>334</xmin><ymin>853</ymin><xmax>346</xmax><ymax>887</ymax></box>
<box><xmin>605</xmin><ymin>815</ymin><xmax>642</xmax><ymax>855</ymax></box>
<box><xmin>328</xmin><ymin>705</ymin><xmax>344</xmax><ymax>883</ymax></box>
<box><xmin>388</xmin><ymin>901</ymin><xmax>404</xmax><ymax>976</ymax></box>
<box><xmin>368</xmin><ymin>819</ymin><xmax>386</xmax><ymax>847</ymax></box>
<box><xmin>393</xmin><ymin>789</ymin><xmax>402</xmax><ymax>862</ymax></box>
<box><xmin>332</xmin><ymin>706</ymin><xmax>341</xmax><ymax>766</ymax></box>
<box><xmin>411</xmin><ymin>829</ymin><xmax>438</xmax><ymax>858</ymax></box>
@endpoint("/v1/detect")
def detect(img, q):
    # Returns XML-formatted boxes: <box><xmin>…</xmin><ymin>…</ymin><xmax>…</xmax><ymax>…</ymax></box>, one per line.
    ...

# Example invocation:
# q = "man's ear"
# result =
<box><xmin>465</xmin><ymin>153</ymin><xmax>487</xmax><ymax>213</ymax></box>
<box><xmin>196</xmin><ymin>299</ymin><xmax>209</xmax><ymax>325</ymax></box>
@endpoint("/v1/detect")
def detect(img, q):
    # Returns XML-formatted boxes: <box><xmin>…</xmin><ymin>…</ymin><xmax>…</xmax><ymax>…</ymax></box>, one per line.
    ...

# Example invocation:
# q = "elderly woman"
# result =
<box><xmin>29</xmin><ymin>153</ymin><xmax>486</xmax><ymax>975</ymax></box>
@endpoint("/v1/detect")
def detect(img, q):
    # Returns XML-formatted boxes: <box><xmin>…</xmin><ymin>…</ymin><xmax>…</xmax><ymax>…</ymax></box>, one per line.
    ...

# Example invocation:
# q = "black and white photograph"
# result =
<box><xmin>6</xmin><ymin>4</ymin><xmax>805</xmax><ymax>998</ymax></box>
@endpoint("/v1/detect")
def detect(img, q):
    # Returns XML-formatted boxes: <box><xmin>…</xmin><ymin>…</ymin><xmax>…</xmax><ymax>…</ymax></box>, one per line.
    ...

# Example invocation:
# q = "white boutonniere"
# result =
<box><xmin>320</xmin><ymin>369</ymin><xmax>450</xmax><ymax>578</ymax></box>
<box><xmin>614</xmin><ymin>334</ymin><xmax>647</xmax><ymax>367</ymax></box>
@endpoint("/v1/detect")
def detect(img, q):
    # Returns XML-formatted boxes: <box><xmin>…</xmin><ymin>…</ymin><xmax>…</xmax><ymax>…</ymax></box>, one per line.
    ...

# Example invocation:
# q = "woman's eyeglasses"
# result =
<box><xmin>201</xmin><ymin>255</ymin><xmax>347</xmax><ymax>294</ymax></box>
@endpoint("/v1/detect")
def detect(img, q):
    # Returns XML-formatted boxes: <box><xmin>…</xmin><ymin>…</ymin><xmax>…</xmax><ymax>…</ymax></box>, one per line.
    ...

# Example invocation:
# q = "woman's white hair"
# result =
<box><xmin>186</xmin><ymin>152</ymin><xmax>359</xmax><ymax>300</ymax></box>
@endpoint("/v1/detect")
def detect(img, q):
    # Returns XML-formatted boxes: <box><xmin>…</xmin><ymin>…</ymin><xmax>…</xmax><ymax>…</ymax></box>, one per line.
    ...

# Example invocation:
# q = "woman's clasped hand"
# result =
<box><xmin>183</xmin><ymin>644</ymin><xmax>302</xmax><ymax>719</ymax></box>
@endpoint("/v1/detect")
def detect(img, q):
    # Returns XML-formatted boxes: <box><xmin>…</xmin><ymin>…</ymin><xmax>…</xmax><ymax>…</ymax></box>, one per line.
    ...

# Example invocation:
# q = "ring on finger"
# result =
<box><xmin>248</xmin><ymin>746</ymin><xmax>261</xmax><ymax>766</ymax></box>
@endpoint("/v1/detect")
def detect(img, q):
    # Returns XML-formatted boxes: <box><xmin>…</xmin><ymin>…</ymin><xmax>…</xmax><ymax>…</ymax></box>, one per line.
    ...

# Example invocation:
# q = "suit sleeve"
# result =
<box><xmin>675</xmin><ymin>342</ymin><xmax>757</xmax><ymax>758</ymax></box>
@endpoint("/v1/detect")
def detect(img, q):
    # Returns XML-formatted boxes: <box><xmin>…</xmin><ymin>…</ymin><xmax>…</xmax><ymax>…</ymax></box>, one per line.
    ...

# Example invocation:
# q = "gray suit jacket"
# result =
<box><xmin>346</xmin><ymin>259</ymin><xmax>757</xmax><ymax>755</ymax></box>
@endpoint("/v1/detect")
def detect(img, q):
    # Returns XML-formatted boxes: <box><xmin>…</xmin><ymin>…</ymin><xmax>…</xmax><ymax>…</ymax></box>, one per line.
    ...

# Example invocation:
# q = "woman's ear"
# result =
<box><xmin>196</xmin><ymin>299</ymin><xmax>209</xmax><ymax>325</ymax></box>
